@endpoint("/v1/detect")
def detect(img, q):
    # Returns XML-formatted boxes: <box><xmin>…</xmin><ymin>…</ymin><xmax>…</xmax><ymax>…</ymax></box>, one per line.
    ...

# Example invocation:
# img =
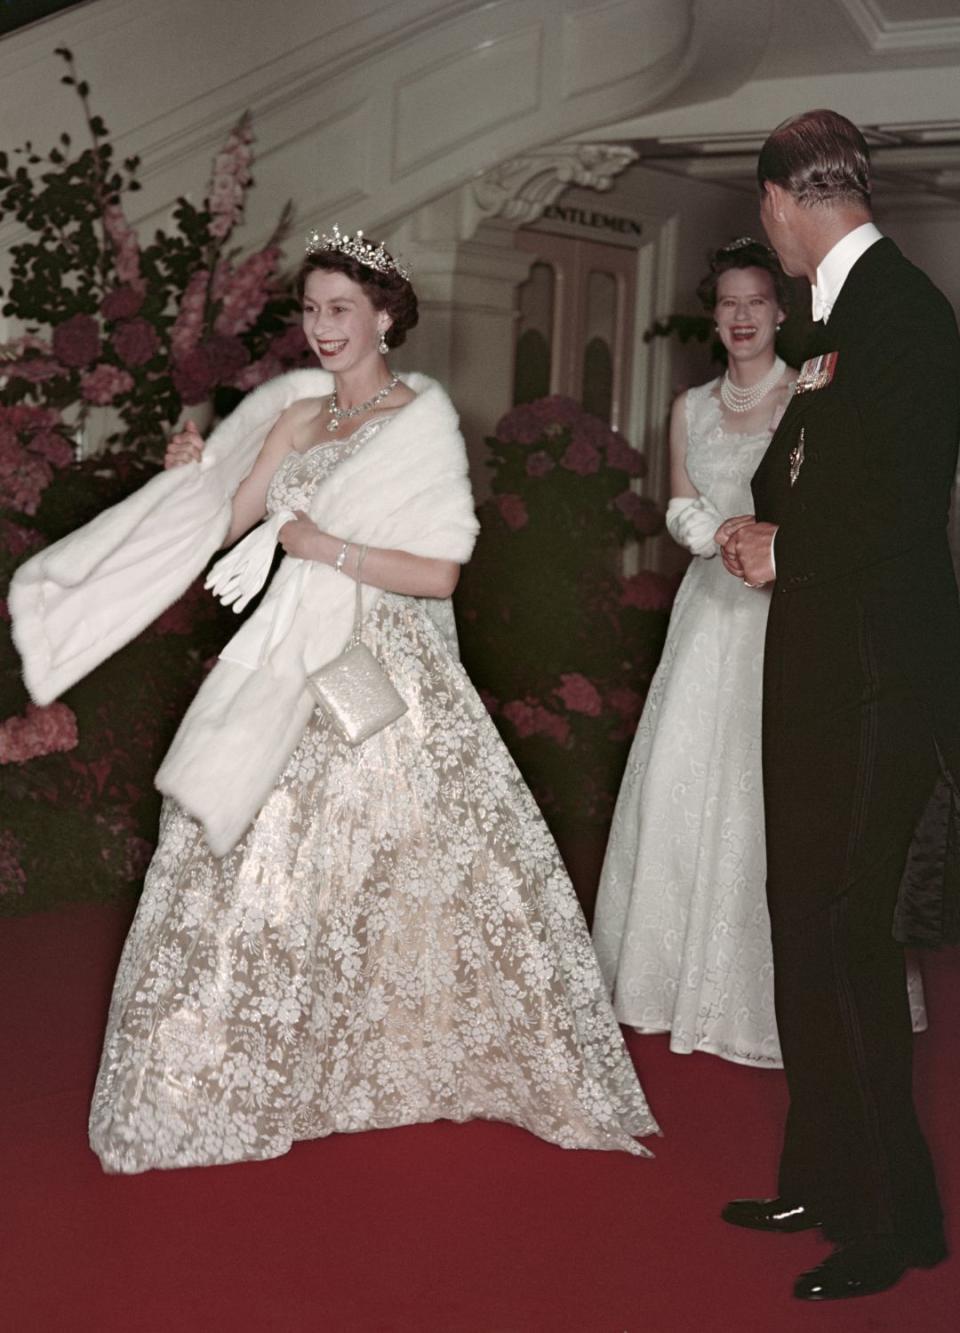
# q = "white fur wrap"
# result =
<box><xmin>11</xmin><ymin>370</ymin><xmax>479</xmax><ymax>855</ymax></box>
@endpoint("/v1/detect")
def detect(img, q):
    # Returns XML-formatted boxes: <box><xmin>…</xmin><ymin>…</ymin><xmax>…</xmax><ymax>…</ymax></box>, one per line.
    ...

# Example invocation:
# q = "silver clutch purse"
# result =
<box><xmin>306</xmin><ymin>547</ymin><xmax>408</xmax><ymax>746</ymax></box>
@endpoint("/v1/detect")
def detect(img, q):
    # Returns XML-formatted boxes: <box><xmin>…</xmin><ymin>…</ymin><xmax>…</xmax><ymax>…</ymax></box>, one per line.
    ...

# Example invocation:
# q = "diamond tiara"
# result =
<box><xmin>304</xmin><ymin>224</ymin><xmax>410</xmax><ymax>280</ymax></box>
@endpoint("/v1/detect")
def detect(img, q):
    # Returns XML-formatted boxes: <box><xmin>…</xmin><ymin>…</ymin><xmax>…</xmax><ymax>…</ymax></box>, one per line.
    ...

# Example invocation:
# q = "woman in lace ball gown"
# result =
<box><xmin>87</xmin><ymin>231</ymin><xmax>658</xmax><ymax>1172</ymax></box>
<box><xmin>592</xmin><ymin>239</ymin><xmax>925</xmax><ymax>1067</ymax></box>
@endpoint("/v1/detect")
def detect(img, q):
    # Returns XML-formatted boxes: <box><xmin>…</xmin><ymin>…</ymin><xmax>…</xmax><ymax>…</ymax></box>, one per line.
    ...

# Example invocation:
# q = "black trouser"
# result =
<box><xmin>770</xmin><ymin>849</ymin><xmax>942</xmax><ymax>1243</ymax></box>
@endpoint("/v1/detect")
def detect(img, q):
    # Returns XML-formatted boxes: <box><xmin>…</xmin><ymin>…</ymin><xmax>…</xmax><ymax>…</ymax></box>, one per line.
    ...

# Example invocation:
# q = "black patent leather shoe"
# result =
<box><xmin>721</xmin><ymin>1196</ymin><xmax>821</xmax><ymax>1233</ymax></box>
<box><xmin>794</xmin><ymin>1235</ymin><xmax>947</xmax><ymax>1301</ymax></box>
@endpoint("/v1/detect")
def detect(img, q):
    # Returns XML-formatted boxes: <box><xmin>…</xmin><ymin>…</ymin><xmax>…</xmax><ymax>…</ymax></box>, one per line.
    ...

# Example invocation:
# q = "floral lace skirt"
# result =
<box><xmin>89</xmin><ymin>594</ymin><xmax>657</xmax><ymax>1172</ymax></box>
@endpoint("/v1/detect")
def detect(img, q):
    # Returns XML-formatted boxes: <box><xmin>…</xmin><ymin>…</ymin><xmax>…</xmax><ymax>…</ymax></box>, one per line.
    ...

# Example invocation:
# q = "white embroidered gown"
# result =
<box><xmin>89</xmin><ymin>418</ymin><xmax>658</xmax><ymax>1172</ymax></box>
<box><xmin>592</xmin><ymin>381</ymin><xmax>926</xmax><ymax>1066</ymax></box>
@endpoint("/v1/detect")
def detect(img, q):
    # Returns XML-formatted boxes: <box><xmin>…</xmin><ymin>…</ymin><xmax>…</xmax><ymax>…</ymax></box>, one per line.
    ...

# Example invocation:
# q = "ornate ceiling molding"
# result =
<box><xmin>467</xmin><ymin>142</ymin><xmax>638</xmax><ymax>231</ymax></box>
<box><xmin>839</xmin><ymin>0</ymin><xmax>960</xmax><ymax>53</ymax></box>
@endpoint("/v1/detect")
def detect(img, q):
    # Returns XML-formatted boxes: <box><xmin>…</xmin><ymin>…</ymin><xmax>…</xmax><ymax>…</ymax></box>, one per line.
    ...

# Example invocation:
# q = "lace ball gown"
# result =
<box><xmin>592</xmin><ymin>381</ymin><xmax>925</xmax><ymax>1067</ymax></box>
<box><xmin>89</xmin><ymin>417</ymin><xmax>658</xmax><ymax>1172</ymax></box>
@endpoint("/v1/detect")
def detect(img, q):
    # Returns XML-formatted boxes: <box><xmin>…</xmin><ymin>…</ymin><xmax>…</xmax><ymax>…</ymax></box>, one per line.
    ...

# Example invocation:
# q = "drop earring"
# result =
<box><xmin>378</xmin><ymin>329</ymin><xmax>389</xmax><ymax>354</ymax></box>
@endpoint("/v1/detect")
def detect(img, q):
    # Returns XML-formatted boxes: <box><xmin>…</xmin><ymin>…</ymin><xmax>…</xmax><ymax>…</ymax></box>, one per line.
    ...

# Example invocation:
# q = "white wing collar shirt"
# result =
<box><xmin>811</xmin><ymin>220</ymin><xmax>883</xmax><ymax>323</ymax></box>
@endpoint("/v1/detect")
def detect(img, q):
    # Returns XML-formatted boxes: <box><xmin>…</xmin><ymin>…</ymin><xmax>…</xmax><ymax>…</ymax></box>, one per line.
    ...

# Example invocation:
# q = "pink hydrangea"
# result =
<box><xmin>619</xmin><ymin>571</ymin><xmax>678</xmax><ymax>612</ymax></box>
<box><xmin>525</xmin><ymin>450</ymin><xmax>555</xmax><ymax>478</ymax></box>
<box><xmin>52</xmin><ymin>313</ymin><xmax>101</xmax><ymax>368</ymax></box>
<box><xmin>501</xmin><ymin>699</ymin><xmax>571</xmax><ymax>746</ymax></box>
<box><xmin>496</xmin><ymin>396</ymin><xmax>585</xmax><ymax>445</ymax></box>
<box><xmin>495</xmin><ymin>493</ymin><xmax>528</xmax><ymax>531</ymax></box>
<box><xmin>80</xmin><ymin>363</ymin><xmax>136</xmax><ymax>405</ymax></box>
<box><xmin>100</xmin><ymin>285</ymin><xmax>145</xmax><ymax>321</ymax></box>
<box><xmin>614</xmin><ymin>491</ymin><xmax>664</xmax><ymax>536</ymax></box>
<box><xmin>605</xmin><ymin>432</ymin><xmax>646</xmax><ymax>478</ymax></box>
<box><xmin>213</xmin><ymin>246</ymin><xmax>279</xmax><ymax>336</ymax></box>
<box><xmin>170</xmin><ymin>269</ymin><xmax>211</xmax><ymax>361</ymax></box>
<box><xmin>111</xmin><ymin>317</ymin><xmax>159</xmax><ymax>368</ymax></box>
<box><xmin>29</xmin><ymin>431</ymin><xmax>74</xmax><ymax>468</ymax></box>
<box><xmin>0</xmin><ymin>702</ymin><xmax>79</xmax><ymax>765</ymax></box>
<box><xmin>554</xmin><ymin>672</ymin><xmax>603</xmax><ymax>717</ymax></box>
<box><xmin>0</xmin><ymin>519</ymin><xmax>43</xmax><ymax>558</ymax></box>
<box><xmin>0</xmin><ymin>436</ymin><xmax>54</xmax><ymax>514</ymax></box>
<box><xmin>103</xmin><ymin>201</ymin><xmax>144</xmax><ymax>290</ymax></box>
<box><xmin>560</xmin><ymin>437</ymin><xmax>601</xmax><ymax>476</ymax></box>
<box><xmin>0</xmin><ymin>829</ymin><xmax>27</xmax><ymax>896</ymax></box>
<box><xmin>205</xmin><ymin>112</ymin><xmax>254</xmax><ymax>241</ymax></box>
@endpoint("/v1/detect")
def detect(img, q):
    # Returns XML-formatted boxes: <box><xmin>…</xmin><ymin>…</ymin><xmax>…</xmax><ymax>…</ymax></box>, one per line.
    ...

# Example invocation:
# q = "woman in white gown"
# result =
<box><xmin>80</xmin><ymin>230</ymin><xmax>657</xmax><ymax>1172</ymax></box>
<box><xmin>592</xmin><ymin>238</ymin><xmax>924</xmax><ymax>1067</ymax></box>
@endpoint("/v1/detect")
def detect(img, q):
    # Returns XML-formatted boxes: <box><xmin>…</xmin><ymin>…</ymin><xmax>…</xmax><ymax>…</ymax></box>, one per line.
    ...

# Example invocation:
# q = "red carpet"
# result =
<box><xmin>2</xmin><ymin>899</ymin><xmax>958</xmax><ymax>1332</ymax></box>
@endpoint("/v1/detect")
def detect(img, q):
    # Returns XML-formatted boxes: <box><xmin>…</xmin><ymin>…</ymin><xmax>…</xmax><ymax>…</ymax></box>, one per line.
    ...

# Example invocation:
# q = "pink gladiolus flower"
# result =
<box><xmin>100</xmin><ymin>285</ymin><xmax>144</xmax><ymax>321</ymax></box>
<box><xmin>233</xmin><ymin>354</ymin><xmax>282</xmax><ymax>391</ymax></box>
<box><xmin>205</xmin><ymin>112</ymin><xmax>254</xmax><ymax>241</ymax></box>
<box><xmin>80</xmin><ymin>363</ymin><xmax>135</xmax><ymax>405</ymax></box>
<box><xmin>214</xmin><ymin>246</ymin><xmax>280</xmax><ymax>336</ymax></box>
<box><xmin>170</xmin><ymin>269</ymin><xmax>211</xmax><ymax>361</ymax></box>
<box><xmin>103</xmin><ymin>201</ymin><xmax>144</xmax><ymax>290</ymax></box>
<box><xmin>555</xmin><ymin>672</ymin><xmax>603</xmax><ymax>717</ymax></box>
<box><xmin>5</xmin><ymin>358</ymin><xmax>62</xmax><ymax>383</ymax></box>
<box><xmin>525</xmin><ymin>450</ymin><xmax>555</xmax><ymax>478</ymax></box>
<box><xmin>560</xmin><ymin>437</ymin><xmax>601</xmax><ymax>475</ymax></box>
<box><xmin>111</xmin><ymin>317</ymin><xmax>159</xmax><ymax>368</ymax></box>
<box><xmin>52</xmin><ymin>313</ymin><xmax>101</xmax><ymax>368</ymax></box>
<box><xmin>614</xmin><ymin>491</ymin><xmax>664</xmax><ymax>536</ymax></box>
<box><xmin>496</xmin><ymin>493</ymin><xmax>528</xmax><ymax>531</ymax></box>
<box><xmin>0</xmin><ymin>702</ymin><xmax>79</xmax><ymax>765</ymax></box>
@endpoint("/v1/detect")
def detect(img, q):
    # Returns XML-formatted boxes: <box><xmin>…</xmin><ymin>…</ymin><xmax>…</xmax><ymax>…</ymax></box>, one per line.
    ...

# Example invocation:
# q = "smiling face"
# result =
<box><xmin>301</xmin><ymin>268</ymin><xmax>390</xmax><ymax>371</ymax></box>
<box><xmin>714</xmin><ymin>266</ymin><xmax>784</xmax><ymax>369</ymax></box>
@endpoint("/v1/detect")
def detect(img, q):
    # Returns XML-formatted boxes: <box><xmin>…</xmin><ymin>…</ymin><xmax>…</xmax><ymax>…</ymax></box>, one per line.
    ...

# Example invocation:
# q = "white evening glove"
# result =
<box><xmin>665</xmin><ymin>496</ymin><xmax>723</xmax><ymax>558</ymax></box>
<box><xmin>205</xmin><ymin>507</ymin><xmax>295</xmax><ymax>612</ymax></box>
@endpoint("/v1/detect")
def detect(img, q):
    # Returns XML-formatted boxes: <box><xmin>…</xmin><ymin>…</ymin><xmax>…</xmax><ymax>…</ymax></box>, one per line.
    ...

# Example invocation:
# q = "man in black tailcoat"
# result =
<box><xmin>717</xmin><ymin>109</ymin><xmax>960</xmax><ymax>1301</ymax></box>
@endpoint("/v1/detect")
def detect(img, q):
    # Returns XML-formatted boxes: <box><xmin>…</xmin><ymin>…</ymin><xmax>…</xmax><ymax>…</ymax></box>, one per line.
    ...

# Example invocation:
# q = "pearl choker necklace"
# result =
<box><xmin>720</xmin><ymin>357</ymin><xmax>786</xmax><ymax>413</ymax></box>
<box><xmin>327</xmin><ymin>374</ymin><xmax>400</xmax><ymax>432</ymax></box>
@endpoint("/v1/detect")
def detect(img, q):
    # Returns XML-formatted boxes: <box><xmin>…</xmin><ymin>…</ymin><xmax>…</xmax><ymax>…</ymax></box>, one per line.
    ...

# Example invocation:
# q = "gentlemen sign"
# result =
<box><xmin>539</xmin><ymin>204</ymin><xmax>643</xmax><ymax>242</ymax></box>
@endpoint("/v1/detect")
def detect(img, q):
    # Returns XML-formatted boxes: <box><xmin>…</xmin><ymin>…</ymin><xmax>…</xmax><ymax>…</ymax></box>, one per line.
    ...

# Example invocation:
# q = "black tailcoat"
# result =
<box><xmin>751</xmin><ymin>237</ymin><xmax>960</xmax><ymax>1240</ymax></box>
<box><xmin>753</xmin><ymin>238</ymin><xmax>960</xmax><ymax>945</ymax></box>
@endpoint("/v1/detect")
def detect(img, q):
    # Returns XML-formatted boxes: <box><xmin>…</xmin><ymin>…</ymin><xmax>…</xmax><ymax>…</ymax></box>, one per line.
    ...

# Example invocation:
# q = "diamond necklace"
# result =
<box><xmin>720</xmin><ymin>356</ymin><xmax>786</xmax><ymax>413</ymax></box>
<box><xmin>327</xmin><ymin>374</ymin><xmax>400</xmax><ymax>433</ymax></box>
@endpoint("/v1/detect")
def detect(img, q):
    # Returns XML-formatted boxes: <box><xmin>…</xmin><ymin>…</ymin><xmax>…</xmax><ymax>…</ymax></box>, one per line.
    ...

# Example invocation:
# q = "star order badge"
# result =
<box><xmin>789</xmin><ymin>428</ymin><xmax>805</xmax><ymax>487</ymax></box>
<box><xmin>794</xmin><ymin>350</ymin><xmax>838</xmax><ymax>395</ymax></box>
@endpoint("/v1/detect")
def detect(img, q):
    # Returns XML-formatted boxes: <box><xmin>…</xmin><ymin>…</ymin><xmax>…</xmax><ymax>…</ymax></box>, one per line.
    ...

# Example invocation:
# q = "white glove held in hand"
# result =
<box><xmin>665</xmin><ymin>496</ymin><xmax>724</xmax><ymax>558</ymax></box>
<box><xmin>205</xmin><ymin>507</ymin><xmax>295</xmax><ymax>612</ymax></box>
